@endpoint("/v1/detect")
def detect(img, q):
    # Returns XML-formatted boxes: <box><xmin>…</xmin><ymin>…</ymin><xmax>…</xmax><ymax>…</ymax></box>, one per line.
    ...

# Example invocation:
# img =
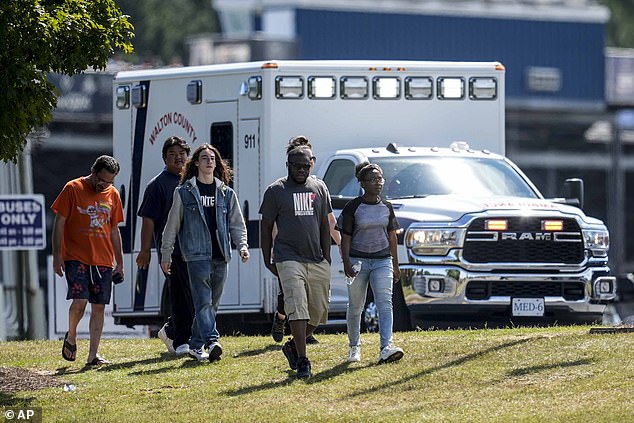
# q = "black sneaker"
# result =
<box><xmin>271</xmin><ymin>313</ymin><xmax>286</xmax><ymax>343</ymax></box>
<box><xmin>296</xmin><ymin>357</ymin><xmax>312</xmax><ymax>380</ymax></box>
<box><xmin>282</xmin><ymin>338</ymin><xmax>298</xmax><ymax>370</ymax></box>
<box><xmin>305</xmin><ymin>334</ymin><xmax>319</xmax><ymax>344</ymax></box>
<box><xmin>207</xmin><ymin>341</ymin><xmax>223</xmax><ymax>362</ymax></box>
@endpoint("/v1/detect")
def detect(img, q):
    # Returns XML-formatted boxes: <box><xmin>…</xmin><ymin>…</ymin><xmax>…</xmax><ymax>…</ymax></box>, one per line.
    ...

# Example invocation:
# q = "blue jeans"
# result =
<box><xmin>346</xmin><ymin>257</ymin><xmax>394</xmax><ymax>350</ymax></box>
<box><xmin>186</xmin><ymin>259</ymin><xmax>227</xmax><ymax>349</ymax></box>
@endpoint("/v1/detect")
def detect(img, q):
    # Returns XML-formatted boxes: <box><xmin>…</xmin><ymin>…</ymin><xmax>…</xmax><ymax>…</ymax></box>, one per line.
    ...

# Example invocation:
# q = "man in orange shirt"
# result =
<box><xmin>52</xmin><ymin>155</ymin><xmax>124</xmax><ymax>366</ymax></box>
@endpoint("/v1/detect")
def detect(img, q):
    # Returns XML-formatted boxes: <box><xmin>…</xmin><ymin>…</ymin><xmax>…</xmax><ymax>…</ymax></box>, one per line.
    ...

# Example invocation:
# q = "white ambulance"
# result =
<box><xmin>112</xmin><ymin>60</ymin><xmax>613</xmax><ymax>329</ymax></box>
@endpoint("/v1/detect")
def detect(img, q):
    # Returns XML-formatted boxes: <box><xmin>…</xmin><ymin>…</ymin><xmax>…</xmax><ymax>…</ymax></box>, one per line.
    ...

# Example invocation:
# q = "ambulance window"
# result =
<box><xmin>405</xmin><ymin>77</ymin><xmax>433</xmax><ymax>100</ymax></box>
<box><xmin>340</xmin><ymin>77</ymin><xmax>368</xmax><ymax>99</ymax></box>
<box><xmin>210</xmin><ymin>122</ymin><xmax>234</xmax><ymax>186</ymax></box>
<box><xmin>323</xmin><ymin>159</ymin><xmax>360</xmax><ymax>199</ymax></box>
<box><xmin>437</xmin><ymin>77</ymin><xmax>465</xmax><ymax>99</ymax></box>
<box><xmin>469</xmin><ymin>77</ymin><xmax>497</xmax><ymax>100</ymax></box>
<box><xmin>308</xmin><ymin>76</ymin><xmax>336</xmax><ymax>99</ymax></box>
<box><xmin>373</xmin><ymin>77</ymin><xmax>401</xmax><ymax>99</ymax></box>
<box><xmin>275</xmin><ymin>76</ymin><xmax>303</xmax><ymax>99</ymax></box>
<box><xmin>116</xmin><ymin>86</ymin><xmax>130</xmax><ymax>109</ymax></box>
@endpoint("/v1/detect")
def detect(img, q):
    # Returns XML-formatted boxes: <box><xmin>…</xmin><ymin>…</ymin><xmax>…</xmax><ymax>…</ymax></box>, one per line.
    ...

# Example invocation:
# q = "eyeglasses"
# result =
<box><xmin>364</xmin><ymin>177</ymin><xmax>385</xmax><ymax>183</ymax></box>
<box><xmin>288</xmin><ymin>162</ymin><xmax>311</xmax><ymax>171</ymax></box>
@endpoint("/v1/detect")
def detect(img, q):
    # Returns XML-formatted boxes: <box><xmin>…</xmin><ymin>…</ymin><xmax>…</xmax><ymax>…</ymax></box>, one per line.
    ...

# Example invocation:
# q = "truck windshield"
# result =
<box><xmin>370</xmin><ymin>156</ymin><xmax>539</xmax><ymax>199</ymax></box>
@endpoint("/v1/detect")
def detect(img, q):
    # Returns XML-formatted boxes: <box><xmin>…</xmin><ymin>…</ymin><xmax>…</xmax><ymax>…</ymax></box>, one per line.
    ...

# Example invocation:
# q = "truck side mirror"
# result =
<box><xmin>563</xmin><ymin>178</ymin><xmax>584</xmax><ymax>209</ymax></box>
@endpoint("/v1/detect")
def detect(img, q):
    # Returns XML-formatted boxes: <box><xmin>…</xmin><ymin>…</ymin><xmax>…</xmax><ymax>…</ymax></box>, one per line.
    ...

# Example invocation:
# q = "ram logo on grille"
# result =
<box><xmin>465</xmin><ymin>232</ymin><xmax>582</xmax><ymax>242</ymax></box>
<box><xmin>501</xmin><ymin>232</ymin><xmax>551</xmax><ymax>241</ymax></box>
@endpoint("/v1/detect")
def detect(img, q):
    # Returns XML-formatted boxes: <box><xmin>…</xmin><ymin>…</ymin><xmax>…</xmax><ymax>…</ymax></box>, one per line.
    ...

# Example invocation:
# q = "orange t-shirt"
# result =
<box><xmin>51</xmin><ymin>177</ymin><xmax>124</xmax><ymax>267</ymax></box>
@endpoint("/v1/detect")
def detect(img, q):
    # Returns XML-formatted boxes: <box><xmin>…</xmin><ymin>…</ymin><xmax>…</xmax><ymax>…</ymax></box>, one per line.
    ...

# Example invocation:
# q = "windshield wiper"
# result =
<box><xmin>385</xmin><ymin>194</ymin><xmax>428</xmax><ymax>200</ymax></box>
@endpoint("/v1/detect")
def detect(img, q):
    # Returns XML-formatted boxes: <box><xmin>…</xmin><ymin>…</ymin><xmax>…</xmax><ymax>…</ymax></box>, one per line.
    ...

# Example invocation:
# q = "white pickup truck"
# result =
<box><xmin>318</xmin><ymin>142</ymin><xmax>616</xmax><ymax>329</ymax></box>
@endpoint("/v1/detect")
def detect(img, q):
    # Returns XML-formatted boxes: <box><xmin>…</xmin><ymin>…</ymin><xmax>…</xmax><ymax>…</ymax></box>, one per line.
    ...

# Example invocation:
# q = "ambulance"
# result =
<box><xmin>112</xmin><ymin>60</ymin><xmax>614</xmax><ymax>329</ymax></box>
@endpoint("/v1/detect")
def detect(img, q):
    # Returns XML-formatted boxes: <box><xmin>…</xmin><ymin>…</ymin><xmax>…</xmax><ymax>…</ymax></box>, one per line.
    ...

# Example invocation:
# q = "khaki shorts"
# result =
<box><xmin>276</xmin><ymin>259</ymin><xmax>331</xmax><ymax>327</ymax></box>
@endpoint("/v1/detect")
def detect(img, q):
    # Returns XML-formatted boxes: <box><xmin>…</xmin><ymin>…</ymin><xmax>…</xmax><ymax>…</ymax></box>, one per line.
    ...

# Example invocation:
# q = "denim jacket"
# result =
<box><xmin>161</xmin><ymin>176</ymin><xmax>248</xmax><ymax>263</ymax></box>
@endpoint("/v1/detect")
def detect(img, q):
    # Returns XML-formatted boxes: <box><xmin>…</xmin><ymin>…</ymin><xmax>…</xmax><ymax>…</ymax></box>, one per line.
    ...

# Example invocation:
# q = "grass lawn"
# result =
<box><xmin>1</xmin><ymin>326</ymin><xmax>633</xmax><ymax>422</ymax></box>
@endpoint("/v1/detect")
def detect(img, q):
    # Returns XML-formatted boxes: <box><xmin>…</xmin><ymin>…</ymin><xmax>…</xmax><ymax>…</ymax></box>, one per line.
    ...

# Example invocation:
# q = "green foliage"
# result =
<box><xmin>116</xmin><ymin>0</ymin><xmax>219</xmax><ymax>66</ymax></box>
<box><xmin>600</xmin><ymin>0</ymin><xmax>634</xmax><ymax>48</ymax></box>
<box><xmin>0</xmin><ymin>0</ymin><xmax>133</xmax><ymax>163</ymax></box>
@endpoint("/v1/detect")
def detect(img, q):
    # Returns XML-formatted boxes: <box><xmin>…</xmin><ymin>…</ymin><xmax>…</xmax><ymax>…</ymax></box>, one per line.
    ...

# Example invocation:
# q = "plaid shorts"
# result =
<box><xmin>64</xmin><ymin>260</ymin><xmax>113</xmax><ymax>304</ymax></box>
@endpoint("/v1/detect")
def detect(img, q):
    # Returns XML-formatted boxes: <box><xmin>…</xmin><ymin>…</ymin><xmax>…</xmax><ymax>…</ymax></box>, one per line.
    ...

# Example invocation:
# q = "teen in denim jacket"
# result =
<box><xmin>161</xmin><ymin>144</ymin><xmax>249</xmax><ymax>362</ymax></box>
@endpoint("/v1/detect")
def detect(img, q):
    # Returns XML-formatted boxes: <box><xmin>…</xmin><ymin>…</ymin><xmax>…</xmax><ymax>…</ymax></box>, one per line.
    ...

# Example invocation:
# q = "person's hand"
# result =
<box><xmin>161</xmin><ymin>262</ymin><xmax>171</xmax><ymax>275</ymax></box>
<box><xmin>53</xmin><ymin>253</ymin><xmax>65</xmax><ymax>277</ymax></box>
<box><xmin>114</xmin><ymin>264</ymin><xmax>125</xmax><ymax>281</ymax></box>
<box><xmin>393</xmin><ymin>265</ymin><xmax>401</xmax><ymax>283</ymax></box>
<box><xmin>136</xmin><ymin>250</ymin><xmax>151</xmax><ymax>269</ymax></box>
<box><xmin>265</xmin><ymin>261</ymin><xmax>278</xmax><ymax>277</ymax></box>
<box><xmin>239</xmin><ymin>248</ymin><xmax>250</xmax><ymax>263</ymax></box>
<box><xmin>343</xmin><ymin>260</ymin><xmax>358</xmax><ymax>278</ymax></box>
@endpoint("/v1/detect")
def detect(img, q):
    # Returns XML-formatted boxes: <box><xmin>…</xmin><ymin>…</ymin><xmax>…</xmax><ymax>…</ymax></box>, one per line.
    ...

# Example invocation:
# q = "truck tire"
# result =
<box><xmin>392</xmin><ymin>280</ymin><xmax>412</xmax><ymax>332</ymax></box>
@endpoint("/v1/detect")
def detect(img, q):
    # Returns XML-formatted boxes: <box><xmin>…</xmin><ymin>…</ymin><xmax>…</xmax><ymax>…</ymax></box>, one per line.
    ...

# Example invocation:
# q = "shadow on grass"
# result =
<box><xmin>55</xmin><ymin>352</ymin><xmax>187</xmax><ymax>376</ymax></box>
<box><xmin>508</xmin><ymin>358</ymin><xmax>594</xmax><ymax>377</ymax></box>
<box><xmin>346</xmin><ymin>337</ymin><xmax>532</xmax><ymax>398</ymax></box>
<box><xmin>223</xmin><ymin>361</ymin><xmax>374</xmax><ymax>396</ymax></box>
<box><xmin>0</xmin><ymin>392</ymin><xmax>36</xmax><ymax>407</ymax></box>
<box><xmin>232</xmin><ymin>344</ymin><xmax>280</xmax><ymax>358</ymax></box>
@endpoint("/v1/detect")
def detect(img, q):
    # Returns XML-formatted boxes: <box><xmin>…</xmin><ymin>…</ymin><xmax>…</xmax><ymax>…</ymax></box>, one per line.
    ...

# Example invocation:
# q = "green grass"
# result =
<box><xmin>1</xmin><ymin>326</ymin><xmax>634</xmax><ymax>422</ymax></box>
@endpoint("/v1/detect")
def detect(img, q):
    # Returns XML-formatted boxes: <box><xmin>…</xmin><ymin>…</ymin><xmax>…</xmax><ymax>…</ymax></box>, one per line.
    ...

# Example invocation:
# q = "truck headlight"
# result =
<box><xmin>405</xmin><ymin>228</ymin><xmax>465</xmax><ymax>255</ymax></box>
<box><xmin>582</xmin><ymin>229</ymin><xmax>609</xmax><ymax>257</ymax></box>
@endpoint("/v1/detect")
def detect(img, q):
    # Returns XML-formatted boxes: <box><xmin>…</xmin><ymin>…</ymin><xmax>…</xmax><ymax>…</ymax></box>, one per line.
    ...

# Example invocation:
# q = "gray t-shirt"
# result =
<box><xmin>259</xmin><ymin>176</ymin><xmax>333</xmax><ymax>263</ymax></box>
<box><xmin>336</xmin><ymin>196</ymin><xmax>400</xmax><ymax>258</ymax></box>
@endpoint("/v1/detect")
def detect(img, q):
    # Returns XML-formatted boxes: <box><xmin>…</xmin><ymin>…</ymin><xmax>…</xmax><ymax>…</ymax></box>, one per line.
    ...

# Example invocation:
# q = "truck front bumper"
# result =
<box><xmin>400</xmin><ymin>264</ymin><xmax>616</xmax><ymax>321</ymax></box>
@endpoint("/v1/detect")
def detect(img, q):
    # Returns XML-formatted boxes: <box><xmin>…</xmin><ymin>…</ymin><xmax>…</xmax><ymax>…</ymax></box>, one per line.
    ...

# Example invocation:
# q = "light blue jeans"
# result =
<box><xmin>346</xmin><ymin>256</ymin><xmax>394</xmax><ymax>350</ymax></box>
<box><xmin>186</xmin><ymin>259</ymin><xmax>227</xmax><ymax>349</ymax></box>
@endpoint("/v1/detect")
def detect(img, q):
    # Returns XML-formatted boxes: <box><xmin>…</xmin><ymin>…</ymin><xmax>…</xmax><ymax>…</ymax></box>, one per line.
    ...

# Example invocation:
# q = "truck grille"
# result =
<box><xmin>463</xmin><ymin>217</ymin><xmax>584</xmax><ymax>264</ymax></box>
<box><xmin>466</xmin><ymin>281</ymin><xmax>585</xmax><ymax>301</ymax></box>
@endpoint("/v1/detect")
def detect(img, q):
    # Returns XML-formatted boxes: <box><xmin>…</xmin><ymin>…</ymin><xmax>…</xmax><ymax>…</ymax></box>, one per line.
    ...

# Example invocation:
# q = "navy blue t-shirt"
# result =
<box><xmin>137</xmin><ymin>169</ymin><xmax>181</xmax><ymax>256</ymax></box>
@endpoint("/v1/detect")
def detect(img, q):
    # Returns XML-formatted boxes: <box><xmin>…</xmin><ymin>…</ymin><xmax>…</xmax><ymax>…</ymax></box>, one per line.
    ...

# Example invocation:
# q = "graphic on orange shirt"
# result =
<box><xmin>77</xmin><ymin>201</ymin><xmax>112</xmax><ymax>229</ymax></box>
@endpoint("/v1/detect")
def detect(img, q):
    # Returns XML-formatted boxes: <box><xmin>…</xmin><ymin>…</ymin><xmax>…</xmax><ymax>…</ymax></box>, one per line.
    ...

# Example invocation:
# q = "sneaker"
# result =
<box><xmin>348</xmin><ymin>346</ymin><xmax>361</xmax><ymax>363</ymax></box>
<box><xmin>271</xmin><ymin>313</ymin><xmax>286</xmax><ymax>343</ymax></box>
<box><xmin>174</xmin><ymin>344</ymin><xmax>190</xmax><ymax>356</ymax></box>
<box><xmin>378</xmin><ymin>344</ymin><xmax>404</xmax><ymax>364</ymax></box>
<box><xmin>296</xmin><ymin>357</ymin><xmax>312</xmax><ymax>380</ymax></box>
<box><xmin>188</xmin><ymin>347</ymin><xmax>209</xmax><ymax>362</ymax></box>
<box><xmin>282</xmin><ymin>338</ymin><xmax>298</xmax><ymax>370</ymax></box>
<box><xmin>207</xmin><ymin>341</ymin><xmax>223</xmax><ymax>362</ymax></box>
<box><xmin>158</xmin><ymin>323</ymin><xmax>175</xmax><ymax>354</ymax></box>
<box><xmin>305</xmin><ymin>334</ymin><xmax>319</xmax><ymax>344</ymax></box>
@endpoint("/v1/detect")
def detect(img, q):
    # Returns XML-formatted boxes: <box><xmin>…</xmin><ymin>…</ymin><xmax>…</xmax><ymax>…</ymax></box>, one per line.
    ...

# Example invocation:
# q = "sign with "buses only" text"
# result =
<box><xmin>0</xmin><ymin>195</ymin><xmax>46</xmax><ymax>250</ymax></box>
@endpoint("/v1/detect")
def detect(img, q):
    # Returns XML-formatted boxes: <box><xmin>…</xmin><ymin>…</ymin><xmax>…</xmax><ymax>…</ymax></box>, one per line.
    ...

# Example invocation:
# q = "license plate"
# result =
<box><xmin>512</xmin><ymin>298</ymin><xmax>545</xmax><ymax>317</ymax></box>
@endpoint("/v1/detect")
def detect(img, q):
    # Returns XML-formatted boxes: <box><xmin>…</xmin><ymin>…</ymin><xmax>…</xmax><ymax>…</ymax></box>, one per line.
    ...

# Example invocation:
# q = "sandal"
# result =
<box><xmin>86</xmin><ymin>355</ymin><xmax>110</xmax><ymax>366</ymax></box>
<box><xmin>62</xmin><ymin>332</ymin><xmax>77</xmax><ymax>362</ymax></box>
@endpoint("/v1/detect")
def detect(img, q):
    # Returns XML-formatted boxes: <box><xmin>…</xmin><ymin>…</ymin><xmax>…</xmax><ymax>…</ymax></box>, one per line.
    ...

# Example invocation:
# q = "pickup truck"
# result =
<box><xmin>319</xmin><ymin>142</ymin><xmax>616</xmax><ymax>329</ymax></box>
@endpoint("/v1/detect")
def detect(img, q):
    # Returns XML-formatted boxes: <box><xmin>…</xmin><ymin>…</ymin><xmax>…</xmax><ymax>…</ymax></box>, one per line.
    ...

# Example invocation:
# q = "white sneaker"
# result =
<box><xmin>348</xmin><ymin>346</ymin><xmax>361</xmax><ymax>362</ymax></box>
<box><xmin>378</xmin><ymin>344</ymin><xmax>404</xmax><ymax>364</ymax></box>
<box><xmin>158</xmin><ymin>324</ymin><xmax>175</xmax><ymax>354</ymax></box>
<box><xmin>207</xmin><ymin>341</ymin><xmax>223</xmax><ymax>362</ymax></box>
<box><xmin>188</xmin><ymin>347</ymin><xmax>209</xmax><ymax>362</ymax></box>
<box><xmin>174</xmin><ymin>344</ymin><xmax>190</xmax><ymax>356</ymax></box>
